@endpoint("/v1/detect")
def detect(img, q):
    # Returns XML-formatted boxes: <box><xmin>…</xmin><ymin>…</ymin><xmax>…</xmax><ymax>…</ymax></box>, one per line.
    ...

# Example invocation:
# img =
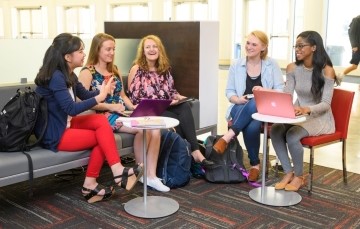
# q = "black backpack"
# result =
<box><xmin>204</xmin><ymin>135</ymin><xmax>246</xmax><ymax>183</ymax></box>
<box><xmin>156</xmin><ymin>131</ymin><xmax>192</xmax><ymax>188</ymax></box>
<box><xmin>0</xmin><ymin>87</ymin><xmax>47</xmax><ymax>152</ymax></box>
<box><xmin>0</xmin><ymin>87</ymin><xmax>48</xmax><ymax>195</ymax></box>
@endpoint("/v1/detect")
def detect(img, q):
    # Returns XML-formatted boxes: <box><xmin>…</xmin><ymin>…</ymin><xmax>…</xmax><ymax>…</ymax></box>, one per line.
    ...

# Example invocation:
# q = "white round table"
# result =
<box><xmin>116</xmin><ymin>116</ymin><xmax>179</xmax><ymax>218</ymax></box>
<box><xmin>249</xmin><ymin>113</ymin><xmax>306</xmax><ymax>206</ymax></box>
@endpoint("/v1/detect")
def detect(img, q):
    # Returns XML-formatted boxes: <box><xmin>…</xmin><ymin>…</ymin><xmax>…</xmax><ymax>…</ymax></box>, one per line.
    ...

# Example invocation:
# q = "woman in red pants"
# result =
<box><xmin>34</xmin><ymin>33</ymin><xmax>143</xmax><ymax>203</ymax></box>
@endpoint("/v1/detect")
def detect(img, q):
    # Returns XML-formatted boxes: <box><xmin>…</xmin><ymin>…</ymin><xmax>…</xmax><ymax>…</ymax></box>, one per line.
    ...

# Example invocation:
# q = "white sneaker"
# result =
<box><xmin>139</xmin><ymin>177</ymin><xmax>170</xmax><ymax>192</ymax></box>
<box><xmin>335</xmin><ymin>73</ymin><xmax>344</xmax><ymax>86</ymax></box>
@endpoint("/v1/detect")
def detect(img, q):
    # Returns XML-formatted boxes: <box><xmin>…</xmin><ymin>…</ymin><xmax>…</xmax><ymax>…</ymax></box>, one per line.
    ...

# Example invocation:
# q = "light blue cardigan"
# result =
<box><xmin>225</xmin><ymin>57</ymin><xmax>285</xmax><ymax>120</ymax></box>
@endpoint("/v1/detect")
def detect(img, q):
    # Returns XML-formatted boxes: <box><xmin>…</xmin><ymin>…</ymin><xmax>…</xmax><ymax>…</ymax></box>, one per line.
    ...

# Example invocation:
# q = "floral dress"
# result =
<box><xmin>128</xmin><ymin>68</ymin><xmax>179</xmax><ymax>105</ymax></box>
<box><xmin>83</xmin><ymin>65</ymin><xmax>125</xmax><ymax>129</ymax></box>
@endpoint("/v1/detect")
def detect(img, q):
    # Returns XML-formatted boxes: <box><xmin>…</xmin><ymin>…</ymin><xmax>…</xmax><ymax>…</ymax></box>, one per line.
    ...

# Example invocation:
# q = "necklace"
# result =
<box><xmin>303</xmin><ymin>65</ymin><xmax>313</xmax><ymax>71</ymax></box>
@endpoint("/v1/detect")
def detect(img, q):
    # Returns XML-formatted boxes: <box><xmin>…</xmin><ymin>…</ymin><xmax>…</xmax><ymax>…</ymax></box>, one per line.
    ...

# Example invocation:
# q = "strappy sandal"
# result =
<box><xmin>114</xmin><ymin>164</ymin><xmax>143</xmax><ymax>191</ymax></box>
<box><xmin>82</xmin><ymin>184</ymin><xmax>114</xmax><ymax>203</ymax></box>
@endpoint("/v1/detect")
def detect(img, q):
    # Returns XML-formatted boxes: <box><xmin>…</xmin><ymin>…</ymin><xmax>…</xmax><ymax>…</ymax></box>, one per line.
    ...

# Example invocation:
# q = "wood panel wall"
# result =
<box><xmin>104</xmin><ymin>21</ymin><xmax>200</xmax><ymax>98</ymax></box>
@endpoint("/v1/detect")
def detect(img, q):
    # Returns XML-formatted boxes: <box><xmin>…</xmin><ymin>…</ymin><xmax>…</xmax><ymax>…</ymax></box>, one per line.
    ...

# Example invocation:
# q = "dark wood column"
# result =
<box><xmin>105</xmin><ymin>21</ymin><xmax>200</xmax><ymax>98</ymax></box>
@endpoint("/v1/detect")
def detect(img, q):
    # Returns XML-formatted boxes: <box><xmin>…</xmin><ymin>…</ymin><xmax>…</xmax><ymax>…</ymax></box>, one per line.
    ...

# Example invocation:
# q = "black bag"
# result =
<box><xmin>204</xmin><ymin>135</ymin><xmax>246</xmax><ymax>183</ymax></box>
<box><xmin>157</xmin><ymin>131</ymin><xmax>192</xmax><ymax>188</ymax></box>
<box><xmin>0</xmin><ymin>87</ymin><xmax>48</xmax><ymax>196</ymax></box>
<box><xmin>0</xmin><ymin>87</ymin><xmax>47</xmax><ymax>152</ymax></box>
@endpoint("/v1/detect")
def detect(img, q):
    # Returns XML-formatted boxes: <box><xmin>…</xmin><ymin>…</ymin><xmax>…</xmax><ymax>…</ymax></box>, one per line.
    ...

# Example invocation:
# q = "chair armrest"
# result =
<box><xmin>189</xmin><ymin>99</ymin><xmax>200</xmax><ymax>130</ymax></box>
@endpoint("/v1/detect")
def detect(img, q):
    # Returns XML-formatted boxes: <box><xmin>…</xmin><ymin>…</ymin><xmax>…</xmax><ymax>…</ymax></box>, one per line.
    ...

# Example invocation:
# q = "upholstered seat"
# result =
<box><xmin>301</xmin><ymin>88</ymin><xmax>355</xmax><ymax>193</ymax></box>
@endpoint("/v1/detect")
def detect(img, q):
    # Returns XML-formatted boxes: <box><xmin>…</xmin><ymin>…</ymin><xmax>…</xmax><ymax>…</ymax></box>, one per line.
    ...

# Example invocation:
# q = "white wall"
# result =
<box><xmin>0</xmin><ymin>38</ymin><xmax>145</xmax><ymax>84</ymax></box>
<box><xmin>0</xmin><ymin>39</ymin><xmax>51</xmax><ymax>84</ymax></box>
<box><xmin>0</xmin><ymin>39</ymin><xmax>93</xmax><ymax>84</ymax></box>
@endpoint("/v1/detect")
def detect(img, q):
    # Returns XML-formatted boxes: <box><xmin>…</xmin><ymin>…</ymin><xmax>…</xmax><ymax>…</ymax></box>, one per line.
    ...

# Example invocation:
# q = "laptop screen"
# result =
<box><xmin>130</xmin><ymin>99</ymin><xmax>172</xmax><ymax>117</ymax></box>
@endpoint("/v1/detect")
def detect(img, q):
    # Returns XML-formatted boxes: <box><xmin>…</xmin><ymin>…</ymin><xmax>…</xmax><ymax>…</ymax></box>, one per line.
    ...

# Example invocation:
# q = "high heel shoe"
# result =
<box><xmin>275</xmin><ymin>172</ymin><xmax>294</xmax><ymax>190</ymax></box>
<box><xmin>285</xmin><ymin>176</ymin><xmax>305</xmax><ymax>191</ymax></box>
<box><xmin>82</xmin><ymin>184</ymin><xmax>114</xmax><ymax>203</ymax></box>
<box><xmin>213</xmin><ymin>138</ymin><xmax>228</xmax><ymax>154</ymax></box>
<box><xmin>114</xmin><ymin>164</ymin><xmax>143</xmax><ymax>191</ymax></box>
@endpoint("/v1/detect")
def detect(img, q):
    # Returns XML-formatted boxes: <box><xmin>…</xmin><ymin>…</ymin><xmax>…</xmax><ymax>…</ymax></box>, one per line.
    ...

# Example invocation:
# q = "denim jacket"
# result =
<box><xmin>225</xmin><ymin>57</ymin><xmax>284</xmax><ymax>120</ymax></box>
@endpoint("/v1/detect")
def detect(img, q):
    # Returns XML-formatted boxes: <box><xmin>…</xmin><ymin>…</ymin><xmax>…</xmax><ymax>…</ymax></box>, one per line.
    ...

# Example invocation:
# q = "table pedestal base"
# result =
<box><xmin>124</xmin><ymin>196</ymin><xmax>179</xmax><ymax>218</ymax></box>
<box><xmin>249</xmin><ymin>186</ymin><xmax>302</xmax><ymax>206</ymax></box>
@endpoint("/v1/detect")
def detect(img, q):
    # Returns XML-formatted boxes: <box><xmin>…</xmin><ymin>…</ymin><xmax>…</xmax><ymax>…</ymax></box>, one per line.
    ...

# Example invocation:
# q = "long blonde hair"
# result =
<box><xmin>86</xmin><ymin>33</ymin><xmax>120</xmax><ymax>76</ymax></box>
<box><xmin>133</xmin><ymin>34</ymin><xmax>171</xmax><ymax>74</ymax></box>
<box><xmin>248</xmin><ymin>30</ymin><xmax>269</xmax><ymax>60</ymax></box>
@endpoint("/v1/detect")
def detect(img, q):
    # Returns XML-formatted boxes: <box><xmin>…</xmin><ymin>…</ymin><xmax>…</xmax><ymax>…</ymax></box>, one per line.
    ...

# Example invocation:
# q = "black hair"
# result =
<box><xmin>35</xmin><ymin>33</ymin><xmax>84</xmax><ymax>87</ymax></box>
<box><xmin>295</xmin><ymin>31</ymin><xmax>333</xmax><ymax>102</ymax></box>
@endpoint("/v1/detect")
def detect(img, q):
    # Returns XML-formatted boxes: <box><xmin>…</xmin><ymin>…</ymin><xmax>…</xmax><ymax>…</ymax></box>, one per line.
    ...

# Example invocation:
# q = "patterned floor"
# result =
<box><xmin>1</xmin><ymin>158</ymin><xmax>360</xmax><ymax>228</ymax></box>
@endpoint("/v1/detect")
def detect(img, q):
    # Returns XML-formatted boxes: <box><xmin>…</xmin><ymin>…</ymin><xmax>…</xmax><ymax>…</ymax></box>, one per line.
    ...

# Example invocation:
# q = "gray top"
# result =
<box><xmin>285</xmin><ymin>65</ymin><xmax>335</xmax><ymax>136</ymax></box>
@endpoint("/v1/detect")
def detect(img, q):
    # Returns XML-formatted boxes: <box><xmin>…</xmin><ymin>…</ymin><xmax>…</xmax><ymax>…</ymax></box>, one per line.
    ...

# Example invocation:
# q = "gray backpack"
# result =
<box><xmin>204</xmin><ymin>135</ymin><xmax>246</xmax><ymax>183</ymax></box>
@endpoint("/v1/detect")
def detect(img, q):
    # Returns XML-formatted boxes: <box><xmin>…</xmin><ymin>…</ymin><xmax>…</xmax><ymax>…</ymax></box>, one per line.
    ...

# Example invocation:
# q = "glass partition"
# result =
<box><xmin>114</xmin><ymin>39</ymin><xmax>141</xmax><ymax>76</ymax></box>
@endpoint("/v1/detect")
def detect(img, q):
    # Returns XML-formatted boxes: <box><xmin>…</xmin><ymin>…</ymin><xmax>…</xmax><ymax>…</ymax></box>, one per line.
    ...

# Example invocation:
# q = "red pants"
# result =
<box><xmin>57</xmin><ymin>114</ymin><xmax>120</xmax><ymax>178</ymax></box>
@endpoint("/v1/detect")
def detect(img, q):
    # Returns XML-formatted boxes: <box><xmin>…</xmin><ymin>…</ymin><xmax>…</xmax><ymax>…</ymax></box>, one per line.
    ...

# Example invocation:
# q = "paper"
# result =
<box><xmin>130</xmin><ymin>118</ymin><xmax>166</xmax><ymax>127</ymax></box>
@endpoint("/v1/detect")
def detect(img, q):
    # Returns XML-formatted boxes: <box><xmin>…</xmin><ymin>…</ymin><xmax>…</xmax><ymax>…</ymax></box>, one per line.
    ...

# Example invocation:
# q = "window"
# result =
<box><xmin>268</xmin><ymin>0</ymin><xmax>291</xmax><ymax>64</ymax></box>
<box><xmin>242</xmin><ymin>0</ymin><xmax>297</xmax><ymax>67</ymax></box>
<box><xmin>173</xmin><ymin>0</ymin><xmax>210</xmax><ymax>21</ymax></box>
<box><xmin>112</xmin><ymin>2</ymin><xmax>149</xmax><ymax>21</ymax></box>
<box><xmin>62</xmin><ymin>6</ymin><xmax>92</xmax><ymax>39</ymax></box>
<box><xmin>0</xmin><ymin>8</ymin><xmax>3</xmax><ymax>38</ymax></box>
<box><xmin>233</xmin><ymin>0</ymin><xmax>244</xmax><ymax>59</ymax></box>
<box><xmin>16</xmin><ymin>7</ymin><xmax>43</xmax><ymax>39</ymax></box>
<box><xmin>56</xmin><ymin>5</ymin><xmax>93</xmax><ymax>39</ymax></box>
<box><xmin>326</xmin><ymin>0</ymin><xmax>360</xmax><ymax>67</ymax></box>
<box><xmin>246</xmin><ymin>0</ymin><xmax>266</xmax><ymax>32</ymax></box>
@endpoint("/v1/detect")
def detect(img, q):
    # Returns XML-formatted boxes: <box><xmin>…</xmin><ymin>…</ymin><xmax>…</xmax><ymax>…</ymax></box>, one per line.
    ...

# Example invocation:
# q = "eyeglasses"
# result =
<box><xmin>293</xmin><ymin>44</ymin><xmax>311</xmax><ymax>49</ymax></box>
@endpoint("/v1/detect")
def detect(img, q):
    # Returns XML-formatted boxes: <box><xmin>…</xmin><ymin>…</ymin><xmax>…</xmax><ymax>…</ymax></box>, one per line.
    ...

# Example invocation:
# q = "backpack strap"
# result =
<box><xmin>204</xmin><ymin>135</ymin><xmax>217</xmax><ymax>159</ymax></box>
<box><xmin>228</xmin><ymin>139</ymin><xmax>240</xmax><ymax>167</ymax></box>
<box><xmin>27</xmin><ymin>94</ymin><xmax>48</xmax><ymax>149</ymax></box>
<box><xmin>158</xmin><ymin>131</ymin><xmax>177</xmax><ymax>182</ymax></box>
<box><xmin>22</xmin><ymin>151</ymin><xmax>34</xmax><ymax>197</ymax></box>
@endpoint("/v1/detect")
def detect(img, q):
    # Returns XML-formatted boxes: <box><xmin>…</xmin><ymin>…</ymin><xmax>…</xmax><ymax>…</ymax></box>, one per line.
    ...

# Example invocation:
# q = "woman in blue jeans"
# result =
<box><xmin>213</xmin><ymin>30</ymin><xmax>284</xmax><ymax>181</ymax></box>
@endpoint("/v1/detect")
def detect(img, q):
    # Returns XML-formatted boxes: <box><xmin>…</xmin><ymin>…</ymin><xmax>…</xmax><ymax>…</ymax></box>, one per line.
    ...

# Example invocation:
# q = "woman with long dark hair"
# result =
<box><xmin>271</xmin><ymin>31</ymin><xmax>336</xmax><ymax>192</ymax></box>
<box><xmin>35</xmin><ymin>33</ymin><xmax>143</xmax><ymax>203</ymax></box>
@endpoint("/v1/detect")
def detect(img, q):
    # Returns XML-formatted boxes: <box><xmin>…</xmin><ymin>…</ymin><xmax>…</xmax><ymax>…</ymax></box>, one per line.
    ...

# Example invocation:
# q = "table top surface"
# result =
<box><xmin>252</xmin><ymin>113</ymin><xmax>306</xmax><ymax>124</ymax></box>
<box><xmin>116</xmin><ymin>116</ymin><xmax>179</xmax><ymax>129</ymax></box>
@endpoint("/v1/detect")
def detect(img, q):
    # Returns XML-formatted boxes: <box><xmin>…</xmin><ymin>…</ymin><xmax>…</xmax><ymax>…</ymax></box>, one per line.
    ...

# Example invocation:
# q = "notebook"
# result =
<box><xmin>171</xmin><ymin>97</ymin><xmax>195</xmax><ymax>106</ymax></box>
<box><xmin>130</xmin><ymin>117</ymin><xmax>166</xmax><ymax>127</ymax></box>
<box><xmin>121</xmin><ymin>99</ymin><xmax>172</xmax><ymax>117</ymax></box>
<box><xmin>253</xmin><ymin>90</ymin><xmax>305</xmax><ymax>119</ymax></box>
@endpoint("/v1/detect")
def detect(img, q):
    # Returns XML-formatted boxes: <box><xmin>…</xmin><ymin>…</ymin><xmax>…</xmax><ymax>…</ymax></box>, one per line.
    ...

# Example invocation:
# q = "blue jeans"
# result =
<box><xmin>230</xmin><ymin>99</ymin><xmax>261</xmax><ymax>166</ymax></box>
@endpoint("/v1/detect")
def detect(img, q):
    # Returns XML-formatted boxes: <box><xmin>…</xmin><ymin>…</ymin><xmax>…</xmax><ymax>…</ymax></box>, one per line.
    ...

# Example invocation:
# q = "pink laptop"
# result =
<box><xmin>125</xmin><ymin>99</ymin><xmax>172</xmax><ymax>117</ymax></box>
<box><xmin>253</xmin><ymin>90</ymin><xmax>302</xmax><ymax>119</ymax></box>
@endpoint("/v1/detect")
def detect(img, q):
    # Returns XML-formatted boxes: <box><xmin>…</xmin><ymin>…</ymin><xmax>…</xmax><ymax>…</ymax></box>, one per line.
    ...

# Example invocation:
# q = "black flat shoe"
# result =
<box><xmin>201</xmin><ymin>159</ymin><xmax>214</xmax><ymax>167</ymax></box>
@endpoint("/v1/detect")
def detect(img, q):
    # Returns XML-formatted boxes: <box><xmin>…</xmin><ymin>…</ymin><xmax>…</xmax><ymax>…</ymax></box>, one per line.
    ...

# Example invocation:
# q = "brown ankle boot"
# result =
<box><xmin>213</xmin><ymin>138</ymin><xmax>228</xmax><ymax>154</ymax></box>
<box><xmin>248</xmin><ymin>168</ymin><xmax>260</xmax><ymax>182</ymax></box>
